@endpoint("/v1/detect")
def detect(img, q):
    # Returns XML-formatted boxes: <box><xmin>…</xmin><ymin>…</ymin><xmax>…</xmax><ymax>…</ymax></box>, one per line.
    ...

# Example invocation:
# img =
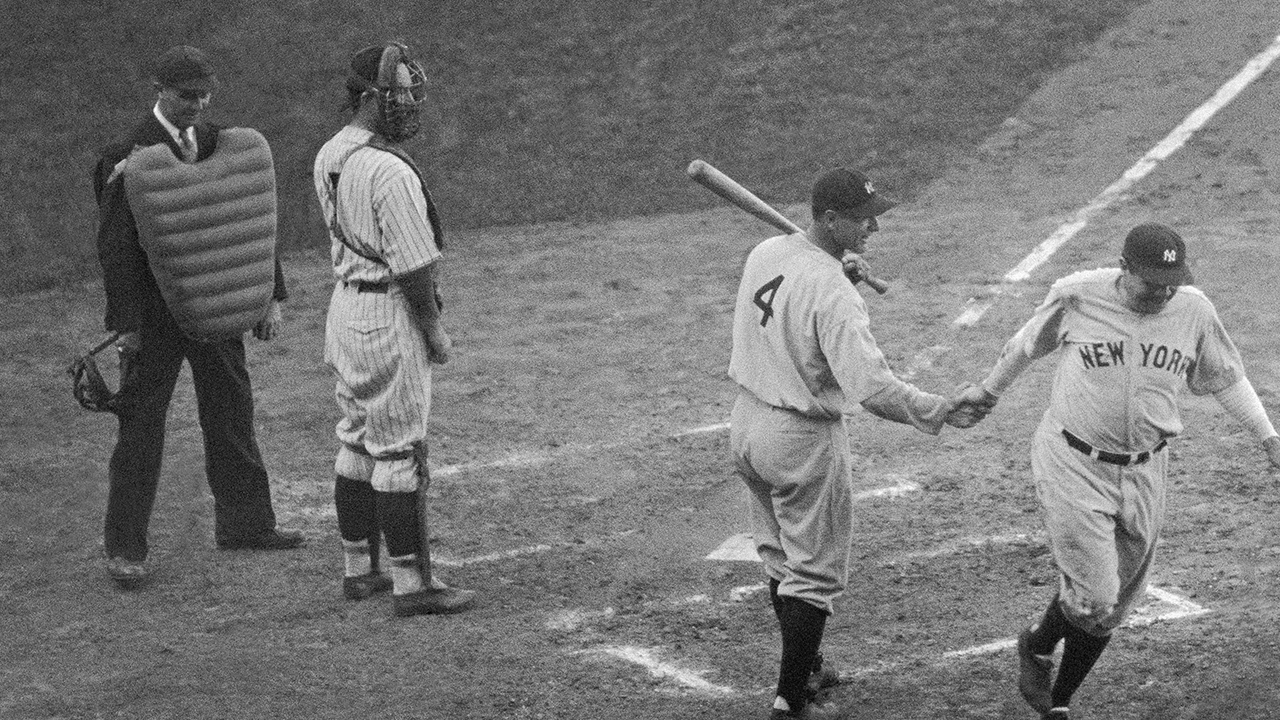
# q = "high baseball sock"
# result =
<box><xmin>375</xmin><ymin>490</ymin><xmax>425</xmax><ymax>595</ymax></box>
<box><xmin>389</xmin><ymin>555</ymin><xmax>425</xmax><ymax>595</ymax></box>
<box><xmin>1051</xmin><ymin>622</ymin><xmax>1111</xmax><ymax>708</ymax></box>
<box><xmin>1027</xmin><ymin>594</ymin><xmax>1071</xmax><ymax>656</ymax></box>
<box><xmin>336</xmin><ymin>476</ymin><xmax>377</xmax><ymax>577</ymax></box>
<box><xmin>776</xmin><ymin>595</ymin><xmax>828</xmax><ymax>711</ymax></box>
<box><xmin>342</xmin><ymin>539</ymin><xmax>372</xmax><ymax>577</ymax></box>
<box><xmin>769</xmin><ymin>577</ymin><xmax>783</xmax><ymax>621</ymax></box>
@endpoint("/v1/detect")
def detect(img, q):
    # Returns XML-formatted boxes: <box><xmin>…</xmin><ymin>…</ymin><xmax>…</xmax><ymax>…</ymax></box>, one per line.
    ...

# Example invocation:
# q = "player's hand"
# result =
<box><xmin>115</xmin><ymin>331</ymin><xmax>142</xmax><ymax>360</ymax></box>
<box><xmin>945</xmin><ymin>383</ymin><xmax>997</xmax><ymax>429</ymax></box>
<box><xmin>425</xmin><ymin>325</ymin><xmax>452</xmax><ymax>365</ymax></box>
<box><xmin>1264</xmin><ymin>435</ymin><xmax>1280</xmax><ymax>470</ymax></box>
<box><xmin>253</xmin><ymin>300</ymin><xmax>283</xmax><ymax>341</ymax></box>
<box><xmin>841</xmin><ymin>251</ymin><xmax>872</xmax><ymax>285</ymax></box>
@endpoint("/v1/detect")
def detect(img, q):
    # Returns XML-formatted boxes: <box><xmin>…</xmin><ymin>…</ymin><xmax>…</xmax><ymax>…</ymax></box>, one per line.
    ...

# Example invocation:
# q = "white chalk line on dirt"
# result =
<box><xmin>573</xmin><ymin>584</ymin><xmax>1208</xmax><ymax>696</ymax></box>
<box><xmin>576</xmin><ymin>646</ymin><xmax>738</xmax><ymax>696</ymax></box>
<box><xmin>908</xmin><ymin>31</ymin><xmax>1280</xmax><ymax>377</ymax></box>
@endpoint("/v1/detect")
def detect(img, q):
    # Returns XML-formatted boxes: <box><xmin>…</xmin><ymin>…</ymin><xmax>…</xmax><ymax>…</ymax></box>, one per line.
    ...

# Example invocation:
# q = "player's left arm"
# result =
<box><xmin>1188</xmin><ymin>300</ymin><xmax>1280</xmax><ymax>468</ymax></box>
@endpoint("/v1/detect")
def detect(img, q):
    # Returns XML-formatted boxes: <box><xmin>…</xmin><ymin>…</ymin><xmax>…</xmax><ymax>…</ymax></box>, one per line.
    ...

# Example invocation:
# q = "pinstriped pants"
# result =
<box><xmin>324</xmin><ymin>282</ymin><xmax>432</xmax><ymax>492</ymax></box>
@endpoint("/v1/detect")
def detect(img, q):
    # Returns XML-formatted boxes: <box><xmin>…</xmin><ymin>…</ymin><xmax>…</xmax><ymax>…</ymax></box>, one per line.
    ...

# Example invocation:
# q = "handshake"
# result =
<box><xmin>944</xmin><ymin>382</ymin><xmax>998</xmax><ymax>429</ymax></box>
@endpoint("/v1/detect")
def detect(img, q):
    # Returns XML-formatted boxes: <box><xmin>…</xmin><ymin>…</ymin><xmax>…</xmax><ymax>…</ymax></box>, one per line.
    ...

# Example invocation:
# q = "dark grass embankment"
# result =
<box><xmin>1</xmin><ymin>0</ymin><xmax>1144</xmax><ymax>294</ymax></box>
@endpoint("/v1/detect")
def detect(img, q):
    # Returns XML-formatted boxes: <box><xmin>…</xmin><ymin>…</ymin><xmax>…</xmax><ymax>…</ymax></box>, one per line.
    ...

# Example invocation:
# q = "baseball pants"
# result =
<box><xmin>731</xmin><ymin>391</ymin><xmax>854</xmax><ymax>616</ymax></box>
<box><xmin>1032</xmin><ymin>423</ymin><xmax>1168</xmax><ymax>635</ymax></box>
<box><xmin>324</xmin><ymin>282</ymin><xmax>433</xmax><ymax>491</ymax></box>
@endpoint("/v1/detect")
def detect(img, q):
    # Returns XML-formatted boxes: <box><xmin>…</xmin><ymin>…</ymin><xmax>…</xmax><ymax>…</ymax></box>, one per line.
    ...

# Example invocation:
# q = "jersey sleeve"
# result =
<box><xmin>816</xmin><ymin>284</ymin><xmax>897</xmax><ymax>404</ymax></box>
<box><xmin>982</xmin><ymin>282</ymin><xmax>1070</xmax><ymax>395</ymax></box>
<box><xmin>1186</xmin><ymin>297</ymin><xmax>1244</xmax><ymax>396</ymax></box>
<box><xmin>372</xmin><ymin>163</ymin><xmax>443</xmax><ymax>276</ymax></box>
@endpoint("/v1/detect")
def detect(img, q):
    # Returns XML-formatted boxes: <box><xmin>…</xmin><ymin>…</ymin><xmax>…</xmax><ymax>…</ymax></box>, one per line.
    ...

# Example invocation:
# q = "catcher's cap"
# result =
<box><xmin>152</xmin><ymin>45</ymin><xmax>219</xmax><ymax>93</ymax></box>
<box><xmin>811</xmin><ymin>168</ymin><xmax>896</xmax><ymax>219</ymax></box>
<box><xmin>1123</xmin><ymin>223</ymin><xmax>1194</xmax><ymax>286</ymax></box>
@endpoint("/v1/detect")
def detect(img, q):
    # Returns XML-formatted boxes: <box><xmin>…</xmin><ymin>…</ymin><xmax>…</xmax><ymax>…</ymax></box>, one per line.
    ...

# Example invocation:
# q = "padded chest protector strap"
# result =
<box><xmin>125</xmin><ymin>127</ymin><xmax>277</xmax><ymax>339</ymax></box>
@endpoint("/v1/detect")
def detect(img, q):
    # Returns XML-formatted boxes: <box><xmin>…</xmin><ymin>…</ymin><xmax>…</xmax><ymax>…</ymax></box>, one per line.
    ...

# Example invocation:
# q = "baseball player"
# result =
<box><xmin>313</xmin><ymin>41</ymin><xmax>473</xmax><ymax>616</ymax></box>
<box><xmin>729</xmin><ymin>168</ymin><xmax>983</xmax><ymax>720</ymax></box>
<box><xmin>958</xmin><ymin>223</ymin><xmax>1280</xmax><ymax>719</ymax></box>
<box><xmin>93</xmin><ymin>45</ymin><xmax>303</xmax><ymax>588</ymax></box>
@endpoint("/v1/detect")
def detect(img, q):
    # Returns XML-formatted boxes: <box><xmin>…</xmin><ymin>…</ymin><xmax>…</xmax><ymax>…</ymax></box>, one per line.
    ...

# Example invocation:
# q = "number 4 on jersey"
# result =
<box><xmin>753</xmin><ymin>274</ymin><xmax>785</xmax><ymax>327</ymax></box>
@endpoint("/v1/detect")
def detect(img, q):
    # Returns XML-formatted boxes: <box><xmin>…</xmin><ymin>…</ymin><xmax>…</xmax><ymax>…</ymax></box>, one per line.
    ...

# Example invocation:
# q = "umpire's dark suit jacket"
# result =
<box><xmin>92</xmin><ymin>113</ymin><xmax>284</xmax><ymax>560</ymax></box>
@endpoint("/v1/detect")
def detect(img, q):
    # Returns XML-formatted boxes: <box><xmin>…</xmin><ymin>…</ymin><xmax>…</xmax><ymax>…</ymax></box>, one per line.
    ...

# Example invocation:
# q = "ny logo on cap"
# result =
<box><xmin>864</xmin><ymin>181</ymin><xmax>875</xmax><ymax>195</ymax></box>
<box><xmin>1163</xmin><ymin>249</ymin><xmax>1177</xmax><ymax>263</ymax></box>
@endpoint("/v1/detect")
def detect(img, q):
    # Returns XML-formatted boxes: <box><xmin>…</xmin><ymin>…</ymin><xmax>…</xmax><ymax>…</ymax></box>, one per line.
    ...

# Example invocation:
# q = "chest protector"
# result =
<box><xmin>125</xmin><ymin>127</ymin><xmax>277</xmax><ymax>339</ymax></box>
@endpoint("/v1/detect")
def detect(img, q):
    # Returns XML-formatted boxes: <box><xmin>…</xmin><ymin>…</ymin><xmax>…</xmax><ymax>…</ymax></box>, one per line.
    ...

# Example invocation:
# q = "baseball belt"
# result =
<box><xmin>1062</xmin><ymin>429</ymin><xmax>1167</xmax><ymax>466</ymax></box>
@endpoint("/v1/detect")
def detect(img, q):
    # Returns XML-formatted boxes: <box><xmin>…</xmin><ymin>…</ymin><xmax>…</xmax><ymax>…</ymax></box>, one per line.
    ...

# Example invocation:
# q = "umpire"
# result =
<box><xmin>92</xmin><ymin>45</ymin><xmax>303</xmax><ymax>588</ymax></box>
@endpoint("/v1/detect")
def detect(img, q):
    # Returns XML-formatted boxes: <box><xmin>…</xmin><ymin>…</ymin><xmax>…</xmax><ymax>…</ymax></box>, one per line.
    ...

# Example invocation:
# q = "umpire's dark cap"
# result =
<box><xmin>811</xmin><ymin>168</ymin><xmax>897</xmax><ymax>218</ymax></box>
<box><xmin>152</xmin><ymin>45</ymin><xmax>219</xmax><ymax>92</ymax></box>
<box><xmin>1123</xmin><ymin>223</ymin><xmax>1194</xmax><ymax>286</ymax></box>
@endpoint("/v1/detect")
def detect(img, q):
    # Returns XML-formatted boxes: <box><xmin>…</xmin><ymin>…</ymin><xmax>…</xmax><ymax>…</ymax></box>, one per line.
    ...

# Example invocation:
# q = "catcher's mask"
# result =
<box><xmin>68</xmin><ymin>333</ymin><xmax>129</xmax><ymax>413</ymax></box>
<box><xmin>347</xmin><ymin>42</ymin><xmax>427</xmax><ymax>143</ymax></box>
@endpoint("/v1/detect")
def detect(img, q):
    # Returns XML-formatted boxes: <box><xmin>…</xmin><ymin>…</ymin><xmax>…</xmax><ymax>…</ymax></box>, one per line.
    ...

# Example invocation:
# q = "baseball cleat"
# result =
<box><xmin>393</xmin><ymin>585</ymin><xmax>476</xmax><ymax>616</ymax></box>
<box><xmin>1043</xmin><ymin>708</ymin><xmax>1069</xmax><ymax>719</ymax></box>
<box><xmin>1017</xmin><ymin>628</ymin><xmax>1054</xmax><ymax>714</ymax></box>
<box><xmin>106</xmin><ymin>557</ymin><xmax>148</xmax><ymax>588</ymax></box>
<box><xmin>342</xmin><ymin>571</ymin><xmax>393</xmax><ymax>600</ymax></box>
<box><xmin>807</xmin><ymin>652</ymin><xmax>841</xmax><ymax>699</ymax></box>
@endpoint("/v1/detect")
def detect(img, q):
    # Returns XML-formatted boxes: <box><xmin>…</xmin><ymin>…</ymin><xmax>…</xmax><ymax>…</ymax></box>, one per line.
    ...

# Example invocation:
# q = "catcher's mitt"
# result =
<box><xmin>68</xmin><ymin>333</ymin><xmax>127</xmax><ymax>413</ymax></box>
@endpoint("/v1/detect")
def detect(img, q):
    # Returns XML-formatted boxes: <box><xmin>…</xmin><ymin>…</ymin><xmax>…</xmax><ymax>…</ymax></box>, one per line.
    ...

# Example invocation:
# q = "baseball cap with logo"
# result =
<box><xmin>152</xmin><ymin>45</ymin><xmax>219</xmax><ymax>93</ymax></box>
<box><xmin>811</xmin><ymin>168</ymin><xmax>897</xmax><ymax>218</ymax></box>
<box><xmin>1122</xmin><ymin>223</ymin><xmax>1194</xmax><ymax>286</ymax></box>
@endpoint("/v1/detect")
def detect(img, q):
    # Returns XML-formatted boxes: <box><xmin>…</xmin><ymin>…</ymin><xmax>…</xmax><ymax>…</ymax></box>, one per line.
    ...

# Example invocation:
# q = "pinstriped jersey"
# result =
<box><xmin>729</xmin><ymin>233</ymin><xmax>898</xmax><ymax>420</ymax></box>
<box><xmin>984</xmin><ymin>268</ymin><xmax>1244</xmax><ymax>452</ymax></box>
<box><xmin>313</xmin><ymin>125</ymin><xmax>442</xmax><ymax>284</ymax></box>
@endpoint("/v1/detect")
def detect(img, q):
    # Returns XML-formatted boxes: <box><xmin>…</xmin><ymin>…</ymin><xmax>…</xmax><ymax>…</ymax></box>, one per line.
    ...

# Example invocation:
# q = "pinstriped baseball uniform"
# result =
<box><xmin>729</xmin><ymin>232</ymin><xmax>947</xmax><ymax>614</ymax></box>
<box><xmin>314</xmin><ymin>125</ymin><xmax>442</xmax><ymax>492</ymax></box>
<box><xmin>983</xmin><ymin>267</ymin><xmax>1245</xmax><ymax>633</ymax></box>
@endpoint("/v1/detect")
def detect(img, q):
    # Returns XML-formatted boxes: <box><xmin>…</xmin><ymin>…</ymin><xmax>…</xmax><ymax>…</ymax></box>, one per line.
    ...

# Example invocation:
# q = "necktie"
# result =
<box><xmin>179</xmin><ymin>130</ymin><xmax>197</xmax><ymax>163</ymax></box>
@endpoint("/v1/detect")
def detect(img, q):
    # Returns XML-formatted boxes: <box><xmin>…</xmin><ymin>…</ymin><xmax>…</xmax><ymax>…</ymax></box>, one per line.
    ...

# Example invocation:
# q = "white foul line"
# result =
<box><xmin>951</xmin><ymin>31</ymin><xmax>1280</xmax><ymax>329</ymax></box>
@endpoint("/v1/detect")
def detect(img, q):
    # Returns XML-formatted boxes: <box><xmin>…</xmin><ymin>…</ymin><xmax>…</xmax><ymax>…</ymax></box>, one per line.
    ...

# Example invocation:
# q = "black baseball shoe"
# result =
<box><xmin>106</xmin><ymin>557</ymin><xmax>148</xmax><ymax>588</ymax></box>
<box><xmin>807</xmin><ymin>652</ymin><xmax>841</xmax><ymax>700</ymax></box>
<box><xmin>1043</xmin><ymin>708</ymin><xmax>1070</xmax><ymax>719</ymax></box>
<box><xmin>1017</xmin><ymin>627</ymin><xmax>1054</xmax><ymax>714</ymax></box>
<box><xmin>217</xmin><ymin>528</ymin><xmax>306</xmax><ymax>551</ymax></box>
<box><xmin>393</xmin><ymin>585</ymin><xmax>476</xmax><ymax>616</ymax></box>
<box><xmin>343</xmin><ymin>572</ymin><xmax>393</xmax><ymax>600</ymax></box>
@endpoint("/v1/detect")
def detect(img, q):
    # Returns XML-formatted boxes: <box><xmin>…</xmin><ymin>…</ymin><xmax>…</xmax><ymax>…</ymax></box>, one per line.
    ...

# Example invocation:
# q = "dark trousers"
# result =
<box><xmin>104</xmin><ymin>309</ymin><xmax>276</xmax><ymax>560</ymax></box>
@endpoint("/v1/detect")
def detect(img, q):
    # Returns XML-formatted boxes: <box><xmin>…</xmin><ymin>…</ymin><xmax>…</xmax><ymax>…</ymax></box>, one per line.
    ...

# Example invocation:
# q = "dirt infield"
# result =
<box><xmin>4</xmin><ymin>1</ymin><xmax>1280</xmax><ymax>719</ymax></box>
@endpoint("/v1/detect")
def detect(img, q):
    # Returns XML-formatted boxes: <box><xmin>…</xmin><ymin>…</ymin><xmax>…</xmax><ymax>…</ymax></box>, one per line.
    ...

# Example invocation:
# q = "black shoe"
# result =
<box><xmin>106</xmin><ymin>557</ymin><xmax>148</xmax><ymax>588</ymax></box>
<box><xmin>807</xmin><ymin>652</ymin><xmax>841</xmax><ymax>699</ymax></box>
<box><xmin>393</xmin><ymin>585</ymin><xmax>476</xmax><ymax>616</ymax></box>
<box><xmin>343</xmin><ymin>572</ymin><xmax>393</xmax><ymax>600</ymax></box>
<box><xmin>217</xmin><ymin>528</ymin><xmax>306</xmax><ymax>551</ymax></box>
<box><xmin>1043</xmin><ymin>708</ymin><xmax>1069</xmax><ymax>719</ymax></box>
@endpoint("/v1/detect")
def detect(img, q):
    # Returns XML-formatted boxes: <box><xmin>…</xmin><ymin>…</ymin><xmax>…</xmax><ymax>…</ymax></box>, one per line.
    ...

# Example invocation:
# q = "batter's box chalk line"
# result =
<box><xmin>568</xmin><ymin>585</ymin><xmax>1208</xmax><ymax>697</ymax></box>
<box><xmin>575</xmin><ymin>645</ymin><xmax>740</xmax><ymax>697</ymax></box>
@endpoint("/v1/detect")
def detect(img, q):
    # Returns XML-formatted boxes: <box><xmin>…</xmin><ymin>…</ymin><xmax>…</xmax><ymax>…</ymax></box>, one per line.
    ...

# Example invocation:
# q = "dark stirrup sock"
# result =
<box><xmin>334</xmin><ymin>475</ymin><xmax>375</xmax><ymax>542</ymax></box>
<box><xmin>373</xmin><ymin>490</ymin><xmax>422</xmax><ymax>557</ymax></box>
<box><xmin>769</xmin><ymin>577</ymin><xmax>783</xmax><ymax>621</ymax></box>
<box><xmin>1028</xmin><ymin>594</ymin><xmax>1071</xmax><ymax>656</ymax></box>
<box><xmin>776</xmin><ymin>595</ymin><xmax>828</xmax><ymax>710</ymax></box>
<box><xmin>1051</xmin><ymin>621</ymin><xmax>1112</xmax><ymax>708</ymax></box>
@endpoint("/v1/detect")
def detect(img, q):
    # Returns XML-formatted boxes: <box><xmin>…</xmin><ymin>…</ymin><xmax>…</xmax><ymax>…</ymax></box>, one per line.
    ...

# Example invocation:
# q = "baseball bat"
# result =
<box><xmin>686</xmin><ymin>159</ymin><xmax>889</xmax><ymax>294</ymax></box>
